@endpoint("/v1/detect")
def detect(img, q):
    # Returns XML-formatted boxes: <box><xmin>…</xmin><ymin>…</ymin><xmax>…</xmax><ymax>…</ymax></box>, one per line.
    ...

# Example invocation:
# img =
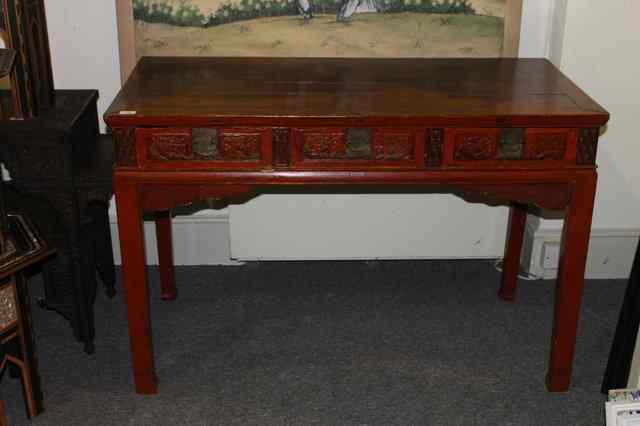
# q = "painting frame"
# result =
<box><xmin>115</xmin><ymin>0</ymin><xmax>523</xmax><ymax>83</ymax></box>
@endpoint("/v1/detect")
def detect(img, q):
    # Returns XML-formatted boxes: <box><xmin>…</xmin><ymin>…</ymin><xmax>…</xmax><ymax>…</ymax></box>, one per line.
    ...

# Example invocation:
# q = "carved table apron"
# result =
<box><xmin>105</xmin><ymin>57</ymin><xmax>609</xmax><ymax>394</ymax></box>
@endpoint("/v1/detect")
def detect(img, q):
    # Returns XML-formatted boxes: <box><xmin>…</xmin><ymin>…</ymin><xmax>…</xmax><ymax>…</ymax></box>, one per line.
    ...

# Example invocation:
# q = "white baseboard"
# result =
<box><xmin>522</xmin><ymin>221</ymin><xmax>639</xmax><ymax>280</ymax></box>
<box><xmin>109</xmin><ymin>209</ymin><xmax>639</xmax><ymax>279</ymax></box>
<box><xmin>109</xmin><ymin>210</ymin><xmax>241</xmax><ymax>266</ymax></box>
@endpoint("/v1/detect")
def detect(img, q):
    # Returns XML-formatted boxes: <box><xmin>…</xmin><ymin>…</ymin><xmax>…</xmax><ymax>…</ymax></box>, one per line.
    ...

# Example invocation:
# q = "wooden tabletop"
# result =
<box><xmin>105</xmin><ymin>57</ymin><xmax>609</xmax><ymax>128</ymax></box>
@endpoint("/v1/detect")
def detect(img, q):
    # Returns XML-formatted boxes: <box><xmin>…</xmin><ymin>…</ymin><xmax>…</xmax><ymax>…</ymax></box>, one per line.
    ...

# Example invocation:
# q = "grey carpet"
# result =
<box><xmin>0</xmin><ymin>261</ymin><xmax>626</xmax><ymax>425</ymax></box>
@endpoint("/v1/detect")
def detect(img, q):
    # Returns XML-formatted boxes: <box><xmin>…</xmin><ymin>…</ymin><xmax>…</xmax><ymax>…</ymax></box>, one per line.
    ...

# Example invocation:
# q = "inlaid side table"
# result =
<box><xmin>0</xmin><ymin>213</ymin><xmax>54</xmax><ymax>421</ymax></box>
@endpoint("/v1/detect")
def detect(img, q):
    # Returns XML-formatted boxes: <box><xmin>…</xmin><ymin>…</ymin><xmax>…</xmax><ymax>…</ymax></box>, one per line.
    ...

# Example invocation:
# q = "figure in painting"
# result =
<box><xmin>297</xmin><ymin>0</ymin><xmax>312</xmax><ymax>21</ymax></box>
<box><xmin>297</xmin><ymin>0</ymin><xmax>384</xmax><ymax>22</ymax></box>
<box><xmin>337</xmin><ymin>0</ymin><xmax>384</xmax><ymax>22</ymax></box>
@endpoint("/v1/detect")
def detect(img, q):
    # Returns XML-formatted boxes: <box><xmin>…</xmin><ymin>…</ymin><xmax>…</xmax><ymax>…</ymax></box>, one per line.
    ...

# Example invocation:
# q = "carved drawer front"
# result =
<box><xmin>136</xmin><ymin>127</ymin><xmax>272</xmax><ymax>170</ymax></box>
<box><xmin>291</xmin><ymin>128</ymin><xmax>425</xmax><ymax>169</ymax></box>
<box><xmin>445</xmin><ymin>128</ymin><xmax>576</xmax><ymax>168</ymax></box>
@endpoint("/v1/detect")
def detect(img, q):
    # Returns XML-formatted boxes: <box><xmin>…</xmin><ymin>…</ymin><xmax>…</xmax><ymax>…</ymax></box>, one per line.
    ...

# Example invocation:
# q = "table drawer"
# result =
<box><xmin>444</xmin><ymin>128</ymin><xmax>578</xmax><ymax>168</ymax></box>
<box><xmin>136</xmin><ymin>127</ymin><xmax>272</xmax><ymax>170</ymax></box>
<box><xmin>290</xmin><ymin>127</ymin><xmax>425</xmax><ymax>169</ymax></box>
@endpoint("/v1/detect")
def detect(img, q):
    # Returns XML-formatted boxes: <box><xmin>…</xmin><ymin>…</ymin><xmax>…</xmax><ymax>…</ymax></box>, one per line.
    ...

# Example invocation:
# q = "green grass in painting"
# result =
<box><xmin>384</xmin><ymin>0</ymin><xmax>475</xmax><ymax>15</ymax></box>
<box><xmin>133</xmin><ymin>0</ymin><xmax>206</xmax><ymax>26</ymax></box>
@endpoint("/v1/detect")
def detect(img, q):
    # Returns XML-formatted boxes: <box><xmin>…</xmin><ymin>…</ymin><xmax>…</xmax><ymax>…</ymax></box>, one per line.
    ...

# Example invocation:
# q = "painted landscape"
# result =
<box><xmin>133</xmin><ymin>0</ymin><xmax>506</xmax><ymax>58</ymax></box>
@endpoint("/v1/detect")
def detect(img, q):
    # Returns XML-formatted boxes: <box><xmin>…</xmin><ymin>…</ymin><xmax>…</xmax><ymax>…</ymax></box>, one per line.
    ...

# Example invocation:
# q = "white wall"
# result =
<box><xmin>523</xmin><ymin>1</ymin><xmax>640</xmax><ymax>280</ymax></box>
<box><xmin>44</xmin><ymin>1</ymin><xmax>121</xmax><ymax>132</ymax></box>
<box><xmin>556</xmin><ymin>1</ymin><xmax>640</xmax><ymax>230</ymax></box>
<box><xmin>537</xmin><ymin>0</ymin><xmax>640</xmax><ymax>232</ymax></box>
<box><xmin>519</xmin><ymin>0</ymin><xmax>552</xmax><ymax>57</ymax></box>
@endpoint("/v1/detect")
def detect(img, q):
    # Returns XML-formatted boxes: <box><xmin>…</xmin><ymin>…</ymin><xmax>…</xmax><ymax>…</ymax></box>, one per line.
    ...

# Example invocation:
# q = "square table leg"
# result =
<box><xmin>154</xmin><ymin>211</ymin><xmax>177</xmax><ymax>301</ymax></box>
<box><xmin>114</xmin><ymin>179</ymin><xmax>158</xmax><ymax>394</ymax></box>
<box><xmin>499</xmin><ymin>204</ymin><xmax>527</xmax><ymax>301</ymax></box>
<box><xmin>546</xmin><ymin>172</ymin><xmax>597</xmax><ymax>392</ymax></box>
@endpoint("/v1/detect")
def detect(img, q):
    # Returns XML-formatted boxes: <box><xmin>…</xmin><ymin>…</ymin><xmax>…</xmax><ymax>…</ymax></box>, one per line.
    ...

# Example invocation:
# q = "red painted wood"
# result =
<box><xmin>155</xmin><ymin>211</ymin><xmax>176</xmax><ymax>301</ymax></box>
<box><xmin>106</xmin><ymin>58</ymin><xmax>609</xmax><ymax>129</ymax></box>
<box><xmin>114</xmin><ymin>176</ymin><xmax>158</xmax><ymax>394</ymax></box>
<box><xmin>105</xmin><ymin>57</ymin><xmax>609</xmax><ymax>395</ymax></box>
<box><xmin>499</xmin><ymin>204</ymin><xmax>528</xmax><ymax>301</ymax></box>
<box><xmin>136</xmin><ymin>127</ymin><xmax>272</xmax><ymax>170</ymax></box>
<box><xmin>546</xmin><ymin>171</ymin><xmax>598</xmax><ymax>392</ymax></box>
<box><xmin>290</xmin><ymin>127</ymin><xmax>424</xmax><ymax>170</ymax></box>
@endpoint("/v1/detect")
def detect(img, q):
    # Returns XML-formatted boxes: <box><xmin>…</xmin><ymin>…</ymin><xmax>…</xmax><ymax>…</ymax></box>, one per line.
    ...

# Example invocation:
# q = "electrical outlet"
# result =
<box><xmin>542</xmin><ymin>242</ymin><xmax>561</xmax><ymax>269</ymax></box>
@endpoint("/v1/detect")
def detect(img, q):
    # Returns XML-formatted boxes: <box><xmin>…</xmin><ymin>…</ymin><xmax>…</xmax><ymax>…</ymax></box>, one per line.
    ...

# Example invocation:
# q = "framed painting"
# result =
<box><xmin>116</xmin><ymin>0</ymin><xmax>523</xmax><ymax>82</ymax></box>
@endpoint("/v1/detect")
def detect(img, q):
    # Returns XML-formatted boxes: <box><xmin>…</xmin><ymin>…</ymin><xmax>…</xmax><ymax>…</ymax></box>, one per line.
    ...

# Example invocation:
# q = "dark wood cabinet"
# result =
<box><xmin>0</xmin><ymin>90</ymin><xmax>115</xmax><ymax>354</ymax></box>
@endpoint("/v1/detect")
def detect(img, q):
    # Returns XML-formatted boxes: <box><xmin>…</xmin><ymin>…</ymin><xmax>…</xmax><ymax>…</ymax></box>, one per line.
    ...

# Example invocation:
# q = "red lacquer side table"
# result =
<box><xmin>105</xmin><ymin>57</ymin><xmax>609</xmax><ymax>394</ymax></box>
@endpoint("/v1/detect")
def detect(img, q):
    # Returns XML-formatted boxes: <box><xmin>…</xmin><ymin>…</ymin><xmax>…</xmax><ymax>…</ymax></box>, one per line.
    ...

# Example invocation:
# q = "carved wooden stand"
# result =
<box><xmin>0</xmin><ymin>90</ymin><xmax>116</xmax><ymax>354</ymax></box>
<box><xmin>105</xmin><ymin>57</ymin><xmax>609</xmax><ymax>394</ymax></box>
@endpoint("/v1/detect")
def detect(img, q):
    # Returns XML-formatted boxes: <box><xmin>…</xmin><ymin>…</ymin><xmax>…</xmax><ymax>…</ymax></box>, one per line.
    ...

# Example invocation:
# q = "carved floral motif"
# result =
<box><xmin>303</xmin><ymin>133</ymin><xmax>346</xmax><ymax>159</ymax></box>
<box><xmin>454</xmin><ymin>134</ymin><xmax>497</xmax><ymax>160</ymax></box>
<box><xmin>218</xmin><ymin>132</ymin><xmax>261</xmax><ymax>160</ymax></box>
<box><xmin>577</xmin><ymin>128</ymin><xmax>599</xmax><ymax>165</ymax></box>
<box><xmin>373</xmin><ymin>132</ymin><xmax>414</xmax><ymax>160</ymax></box>
<box><xmin>523</xmin><ymin>133</ymin><xmax>566</xmax><ymax>160</ymax></box>
<box><xmin>148</xmin><ymin>133</ymin><xmax>192</xmax><ymax>161</ymax></box>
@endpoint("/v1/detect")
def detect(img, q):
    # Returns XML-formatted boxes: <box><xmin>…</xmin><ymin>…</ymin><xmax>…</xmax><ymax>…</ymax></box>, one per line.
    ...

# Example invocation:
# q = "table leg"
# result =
<box><xmin>115</xmin><ymin>180</ymin><xmax>158</xmax><ymax>394</ymax></box>
<box><xmin>15</xmin><ymin>275</ymin><xmax>44</xmax><ymax>417</ymax></box>
<box><xmin>546</xmin><ymin>173</ymin><xmax>597</xmax><ymax>392</ymax></box>
<box><xmin>499</xmin><ymin>204</ymin><xmax>527</xmax><ymax>301</ymax></box>
<box><xmin>155</xmin><ymin>211</ymin><xmax>177</xmax><ymax>301</ymax></box>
